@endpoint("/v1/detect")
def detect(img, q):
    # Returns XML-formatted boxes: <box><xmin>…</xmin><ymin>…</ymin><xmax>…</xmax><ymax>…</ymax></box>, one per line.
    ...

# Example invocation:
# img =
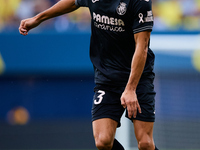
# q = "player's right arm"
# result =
<box><xmin>19</xmin><ymin>0</ymin><xmax>78</xmax><ymax>35</ymax></box>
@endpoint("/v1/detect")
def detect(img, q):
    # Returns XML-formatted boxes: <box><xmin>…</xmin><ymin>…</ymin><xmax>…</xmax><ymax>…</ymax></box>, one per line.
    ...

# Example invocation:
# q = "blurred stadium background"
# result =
<box><xmin>0</xmin><ymin>0</ymin><xmax>200</xmax><ymax>150</ymax></box>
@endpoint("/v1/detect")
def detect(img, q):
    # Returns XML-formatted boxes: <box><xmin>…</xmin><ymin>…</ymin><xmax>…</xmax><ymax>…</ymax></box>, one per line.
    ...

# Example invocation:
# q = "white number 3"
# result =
<box><xmin>94</xmin><ymin>90</ymin><xmax>105</xmax><ymax>105</ymax></box>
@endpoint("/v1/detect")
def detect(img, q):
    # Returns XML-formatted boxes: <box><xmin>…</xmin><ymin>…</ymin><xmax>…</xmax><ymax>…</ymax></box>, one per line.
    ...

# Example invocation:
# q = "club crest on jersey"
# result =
<box><xmin>116</xmin><ymin>2</ymin><xmax>127</xmax><ymax>15</ymax></box>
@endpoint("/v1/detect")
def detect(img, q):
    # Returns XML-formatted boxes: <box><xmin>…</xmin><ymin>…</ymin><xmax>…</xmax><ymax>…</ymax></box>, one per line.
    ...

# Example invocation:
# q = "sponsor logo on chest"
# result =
<box><xmin>92</xmin><ymin>2</ymin><xmax>127</xmax><ymax>32</ymax></box>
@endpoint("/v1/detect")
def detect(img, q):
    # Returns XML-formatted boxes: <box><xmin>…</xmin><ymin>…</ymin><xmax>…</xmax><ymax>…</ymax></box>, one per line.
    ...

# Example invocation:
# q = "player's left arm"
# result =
<box><xmin>19</xmin><ymin>0</ymin><xmax>78</xmax><ymax>35</ymax></box>
<box><xmin>121</xmin><ymin>31</ymin><xmax>151</xmax><ymax>119</ymax></box>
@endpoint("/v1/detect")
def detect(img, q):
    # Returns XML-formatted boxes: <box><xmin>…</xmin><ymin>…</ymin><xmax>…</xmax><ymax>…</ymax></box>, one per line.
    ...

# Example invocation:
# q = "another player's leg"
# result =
<box><xmin>92</xmin><ymin>118</ymin><xmax>117</xmax><ymax>150</ymax></box>
<box><xmin>112</xmin><ymin>138</ymin><xmax>125</xmax><ymax>150</ymax></box>
<box><xmin>133</xmin><ymin>120</ymin><xmax>156</xmax><ymax>150</ymax></box>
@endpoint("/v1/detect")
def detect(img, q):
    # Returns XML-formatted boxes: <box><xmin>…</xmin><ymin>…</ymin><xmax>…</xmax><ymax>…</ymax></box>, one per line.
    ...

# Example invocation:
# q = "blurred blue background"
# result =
<box><xmin>0</xmin><ymin>0</ymin><xmax>200</xmax><ymax>150</ymax></box>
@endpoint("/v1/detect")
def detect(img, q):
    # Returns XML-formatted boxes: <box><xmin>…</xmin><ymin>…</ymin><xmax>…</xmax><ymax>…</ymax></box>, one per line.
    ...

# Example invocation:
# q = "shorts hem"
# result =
<box><xmin>129</xmin><ymin>117</ymin><xmax>155</xmax><ymax>122</ymax></box>
<box><xmin>92</xmin><ymin>116</ymin><xmax>121</xmax><ymax>127</ymax></box>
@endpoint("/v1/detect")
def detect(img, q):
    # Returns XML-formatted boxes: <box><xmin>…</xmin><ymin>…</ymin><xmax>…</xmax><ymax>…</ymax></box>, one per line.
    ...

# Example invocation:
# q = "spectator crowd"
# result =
<box><xmin>0</xmin><ymin>0</ymin><xmax>200</xmax><ymax>33</ymax></box>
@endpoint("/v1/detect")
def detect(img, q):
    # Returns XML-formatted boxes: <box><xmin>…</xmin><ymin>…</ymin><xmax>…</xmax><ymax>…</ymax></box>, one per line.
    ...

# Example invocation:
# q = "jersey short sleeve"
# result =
<box><xmin>132</xmin><ymin>0</ymin><xmax>154</xmax><ymax>34</ymax></box>
<box><xmin>75</xmin><ymin>0</ymin><xmax>89</xmax><ymax>7</ymax></box>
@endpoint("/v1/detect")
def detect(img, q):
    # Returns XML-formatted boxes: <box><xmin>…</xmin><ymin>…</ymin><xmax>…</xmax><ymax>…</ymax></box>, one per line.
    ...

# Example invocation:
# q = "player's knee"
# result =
<box><xmin>95</xmin><ymin>136</ymin><xmax>113</xmax><ymax>150</ymax></box>
<box><xmin>138</xmin><ymin>139</ymin><xmax>154</xmax><ymax>150</ymax></box>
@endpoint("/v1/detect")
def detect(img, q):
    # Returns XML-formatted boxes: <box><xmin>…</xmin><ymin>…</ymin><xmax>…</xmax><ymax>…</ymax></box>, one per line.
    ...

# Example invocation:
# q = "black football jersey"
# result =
<box><xmin>75</xmin><ymin>0</ymin><xmax>155</xmax><ymax>86</ymax></box>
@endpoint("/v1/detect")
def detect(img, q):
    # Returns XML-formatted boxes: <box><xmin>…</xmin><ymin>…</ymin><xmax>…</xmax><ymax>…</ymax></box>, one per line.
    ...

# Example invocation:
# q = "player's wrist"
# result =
<box><xmin>124</xmin><ymin>84</ymin><xmax>137</xmax><ymax>92</ymax></box>
<box><xmin>34</xmin><ymin>12</ymin><xmax>48</xmax><ymax>23</ymax></box>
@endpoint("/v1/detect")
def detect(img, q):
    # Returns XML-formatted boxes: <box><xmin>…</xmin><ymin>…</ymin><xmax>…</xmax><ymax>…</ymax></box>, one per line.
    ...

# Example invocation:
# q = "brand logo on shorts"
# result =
<box><xmin>140</xmin><ymin>0</ymin><xmax>149</xmax><ymax>2</ymax></box>
<box><xmin>116</xmin><ymin>2</ymin><xmax>127</xmax><ymax>15</ymax></box>
<box><xmin>92</xmin><ymin>0</ymin><xmax>99</xmax><ymax>3</ymax></box>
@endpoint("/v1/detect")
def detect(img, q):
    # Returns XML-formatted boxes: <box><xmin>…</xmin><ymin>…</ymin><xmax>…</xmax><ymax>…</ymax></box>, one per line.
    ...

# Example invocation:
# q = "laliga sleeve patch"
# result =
<box><xmin>132</xmin><ymin>0</ymin><xmax>154</xmax><ymax>33</ymax></box>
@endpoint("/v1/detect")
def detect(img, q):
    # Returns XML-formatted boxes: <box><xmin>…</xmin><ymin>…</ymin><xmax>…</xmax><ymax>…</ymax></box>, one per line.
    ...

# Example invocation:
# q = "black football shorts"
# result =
<box><xmin>91</xmin><ymin>78</ymin><xmax>156</xmax><ymax>127</ymax></box>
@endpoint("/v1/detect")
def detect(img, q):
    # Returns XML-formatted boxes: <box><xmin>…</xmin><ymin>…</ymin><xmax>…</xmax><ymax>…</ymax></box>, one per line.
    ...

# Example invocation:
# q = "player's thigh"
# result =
<box><xmin>92</xmin><ymin>118</ymin><xmax>118</xmax><ymax>143</ymax></box>
<box><xmin>133</xmin><ymin>120</ymin><xmax>154</xmax><ymax>142</ymax></box>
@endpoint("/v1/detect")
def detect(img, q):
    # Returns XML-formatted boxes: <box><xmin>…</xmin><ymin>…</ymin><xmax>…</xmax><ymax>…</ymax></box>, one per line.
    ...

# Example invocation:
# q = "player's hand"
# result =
<box><xmin>121</xmin><ymin>90</ymin><xmax>141</xmax><ymax>118</ymax></box>
<box><xmin>19</xmin><ymin>17</ymin><xmax>40</xmax><ymax>36</ymax></box>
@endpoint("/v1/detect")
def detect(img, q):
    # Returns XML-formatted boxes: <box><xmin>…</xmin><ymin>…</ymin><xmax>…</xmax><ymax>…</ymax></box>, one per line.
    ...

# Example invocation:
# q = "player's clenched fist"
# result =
<box><xmin>19</xmin><ymin>17</ymin><xmax>41</xmax><ymax>36</ymax></box>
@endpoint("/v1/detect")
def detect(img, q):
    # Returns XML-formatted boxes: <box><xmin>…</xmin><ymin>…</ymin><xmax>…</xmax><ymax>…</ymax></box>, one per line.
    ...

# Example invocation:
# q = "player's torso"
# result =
<box><xmin>87</xmin><ymin>0</ymin><xmax>137</xmax><ymax>86</ymax></box>
<box><xmin>84</xmin><ymin>0</ymin><xmax>155</xmax><ymax>86</ymax></box>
